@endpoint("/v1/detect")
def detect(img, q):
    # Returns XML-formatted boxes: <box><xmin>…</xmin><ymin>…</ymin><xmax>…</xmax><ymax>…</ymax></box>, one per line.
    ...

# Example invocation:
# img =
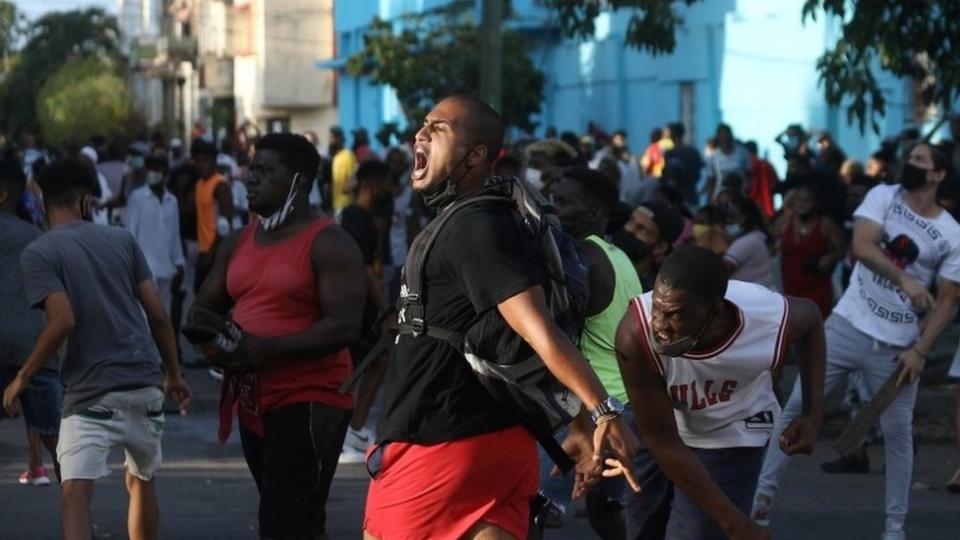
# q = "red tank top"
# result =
<box><xmin>218</xmin><ymin>217</ymin><xmax>353</xmax><ymax>441</ymax></box>
<box><xmin>780</xmin><ymin>216</ymin><xmax>833</xmax><ymax>317</ymax></box>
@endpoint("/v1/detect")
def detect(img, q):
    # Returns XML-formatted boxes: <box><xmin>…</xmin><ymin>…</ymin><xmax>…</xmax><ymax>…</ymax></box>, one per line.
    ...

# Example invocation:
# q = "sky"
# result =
<box><xmin>15</xmin><ymin>0</ymin><xmax>116</xmax><ymax>22</ymax></box>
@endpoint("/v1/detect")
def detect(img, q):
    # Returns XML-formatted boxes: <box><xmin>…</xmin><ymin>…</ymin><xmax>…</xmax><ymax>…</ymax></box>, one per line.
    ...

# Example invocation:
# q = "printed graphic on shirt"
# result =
<box><xmin>744</xmin><ymin>410</ymin><xmax>775</xmax><ymax>430</ymax></box>
<box><xmin>669</xmin><ymin>380</ymin><xmax>738</xmax><ymax>410</ymax></box>
<box><xmin>835</xmin><ymin>184</ymin><xmax>960</xmax><ymax>346</ymax></box>
<box><xmin>882</xmin><ymin>233</ymin><xmax>919</xmax><ymax>269</ymax></box>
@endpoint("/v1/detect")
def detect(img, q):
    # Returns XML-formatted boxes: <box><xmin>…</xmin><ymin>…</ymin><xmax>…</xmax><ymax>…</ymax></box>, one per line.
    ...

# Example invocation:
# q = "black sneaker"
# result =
<box><xmin>530</xmin><ymin>494</ymin><xmax>566</xmax><ymax>530</ymax></box>
<box><xmin>820</xmin><ymin>451</ymin><xmax>869</xmax><ymax>474</ymax></box>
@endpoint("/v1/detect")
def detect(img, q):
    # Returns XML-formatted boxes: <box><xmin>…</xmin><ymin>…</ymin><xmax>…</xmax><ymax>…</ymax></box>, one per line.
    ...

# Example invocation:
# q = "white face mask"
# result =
<box><xmin>261</xmin><ymin>173</ymin><xmax>300</xmax><ymax>232</ymax></box>
<box><xmin>146</xmin><ymin>171</ymin><xmax>165</xmax><ymax>186</ymax></box>
<box><xmin>524</xmin><ymin>167</ymin><xmax>543</xmax><ymax>190</ymax></box>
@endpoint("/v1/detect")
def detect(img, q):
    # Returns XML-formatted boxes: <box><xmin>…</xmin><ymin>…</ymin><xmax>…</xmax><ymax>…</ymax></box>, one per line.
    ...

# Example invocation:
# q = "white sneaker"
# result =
<box><xmin>208</xmin><ymin>367</ymin><xmax>224</xmax><ymax>381</ymax></box>
<box><xmin>338</xmin><ymin>445</ymin><xmax>366</xmax><ymax>465</ymax></box>
<box><xmin>881</xmin><ymin>531</ymin><xmax>905</xmax><ymax>540</ymax></box>
<box><xmin>344</xmin><ymin>426</ymin><xmax>374</xmax><ymax>452</ymax></box>
<box><xmin>750</xmin><ymin>493</ymin><xmax>773</xmax><ymax>527</ymax></box>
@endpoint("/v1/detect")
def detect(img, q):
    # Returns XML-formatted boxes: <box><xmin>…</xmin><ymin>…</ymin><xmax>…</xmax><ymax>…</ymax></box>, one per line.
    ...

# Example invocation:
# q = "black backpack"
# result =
<box><xmin>396</xmin><ymin>176</ymin><xmax>589</xmax><ymax>474</ymax></box>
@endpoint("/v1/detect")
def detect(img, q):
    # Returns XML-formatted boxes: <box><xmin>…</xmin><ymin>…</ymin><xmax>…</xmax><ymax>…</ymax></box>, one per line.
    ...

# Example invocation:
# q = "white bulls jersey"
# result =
<box><xmin>629</xmin><ymin>280</ymin><xmax>789</xmax><ymax>448</ymax></box>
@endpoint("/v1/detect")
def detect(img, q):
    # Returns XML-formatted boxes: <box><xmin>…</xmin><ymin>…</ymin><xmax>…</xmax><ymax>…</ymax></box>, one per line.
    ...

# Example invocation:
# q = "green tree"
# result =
<box><xmin>0</xmin><ymin>0</ymin><xmax>25</xmax><ymax>70</ymax></box>
<box><xmin>802</xmin><ymin>1</ymin><xmax>960</xmax><ymax>134</ymax></box>
<box><xmin>541</xmin><ymin>1</ymin><xmax>960</xmax><ymax>134</ymax></box>
<box><xmin>36</xmin><ymin>56</ymin><xmax>131</xmax><ymax>146</ymax></box>
<box><xmin>345</xmin><ymin>4</ymin><xmax>545</xmax><ymax>132</ymax></box>
<box><xmin>539</xmin><ymin>0</ymin><xmax>702</xmax><ymax>55</ymax></box>
<box><xmin>0</xmin><ymin>8</ymin><xmax>123</xmax><ymax>138</ymax></box>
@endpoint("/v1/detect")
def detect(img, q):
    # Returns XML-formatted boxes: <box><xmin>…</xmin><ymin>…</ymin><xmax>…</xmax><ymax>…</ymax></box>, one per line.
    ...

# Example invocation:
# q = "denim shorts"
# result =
<box><xmin>0</xmin><ymin>366</ymin><xmax>63</xmax><ymax>436</ymax></box>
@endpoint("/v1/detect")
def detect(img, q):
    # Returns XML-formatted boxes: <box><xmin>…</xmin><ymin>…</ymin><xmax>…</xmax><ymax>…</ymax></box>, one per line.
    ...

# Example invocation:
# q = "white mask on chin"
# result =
<box><xmin>146</xmin><ymin>171</ymin><xmax>165</xmax><ymax>186</ymax></box>
<box><xmin>524</xmin><ymin>167</ymin><xmax>543</xmax><ymax>190</ymax></box>
<box><xmin>261</xmin><ymin>173</ymin><xmax>300</xmax><ymax>232</ymax></box>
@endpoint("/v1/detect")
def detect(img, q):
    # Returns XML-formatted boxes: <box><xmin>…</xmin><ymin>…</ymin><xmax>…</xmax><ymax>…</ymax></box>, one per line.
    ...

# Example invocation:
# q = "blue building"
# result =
<box><xmin>321</xmin><ymin>0</ymin><xmax>915</xmax><ymax>175</ymax></box>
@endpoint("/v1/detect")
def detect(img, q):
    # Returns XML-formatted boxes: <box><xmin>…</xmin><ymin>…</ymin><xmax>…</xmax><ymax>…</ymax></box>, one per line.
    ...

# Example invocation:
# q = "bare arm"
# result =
<box><xmin>897</xmin><ymin>278</ymin><xmax>960</xmax><ymax>385</ymax></box>
<box><xmin>773</xmin><ymin>296</ymin><xmax>826</xmax><ymax>456</ymax></box>
<box><xmin>14</xmin><ymin>292</ymin><xmax>74</xmax><ymax>382</ymax></box>
<box><xmin>137</xmin><ymin>279</ymin><xmax>180</xmax><ymax>377</ymax></box>
<box><xmin>137</xmin><ymin>278</ymin><xmax>191</xmax><ymax>409</ymax></box>
<box><xmin>613</xmin><ymin>312</ymin><xmax>759</xmax><ymax>537</ymax></box>
<box><xmin>498</xmin><ymin>286</ymin><xmax>606</xmax><ymax>409</ymax></box>
<box><xmin>191</xmin><ymin>230</ymin><xmax>242</xmax><ymax>317</ymax></box>
<box><xmin>583</xmin><ymin>240</ymin><xmax>614</xmax><ymax>318</ymax></box>
<box><xmin>498</xmin><ymin>286</ymin><xmax>640</xmax><ymax>489</ymax></box>
<box><xmin>243</xmin><ymin>226</ymin><xmax>366</xmax><ymax>363</ymax></box>
<box><xmin>914</xmin><ymin>278</ymin><xmax>959</xmax><ymax>355</ymax></box>
<box><xmin>852</xmin><ymin>217</ymin><xmax>933</xmax><ymax>310</ymax></box>
<box><xmin>819</xmin><ymin>217</ymin><xmax>846</xmax><ymax>272</ymax></box>
<box><xmin>3</xmin><ymin>292</ymin><xmax>74</xmax><ymax>415</ymax></box>
<box><xmin>215</xmin><ymin>182</ymin><xmax>234</xmax><ymax>230</ymax></box>
<box><xmin>771</xmin><ymin>215</ymin><xmax>788</xmax><ymax>238</ymax></box>
<box><xmin>366</xmin><ymin>267</ymin><xmax>391</xmax><ymax>314</ymax></box>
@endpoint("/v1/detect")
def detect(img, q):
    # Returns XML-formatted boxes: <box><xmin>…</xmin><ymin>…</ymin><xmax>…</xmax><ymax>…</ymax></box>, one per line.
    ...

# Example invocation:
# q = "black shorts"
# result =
<box><xmin>239</xmin><ymin>402</ymin><xmax>351</xmax><ymax>538</ymax></box>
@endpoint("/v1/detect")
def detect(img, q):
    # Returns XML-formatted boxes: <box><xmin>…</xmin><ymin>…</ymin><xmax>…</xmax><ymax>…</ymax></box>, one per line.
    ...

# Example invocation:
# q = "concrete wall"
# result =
<box><xmin>229</xmin><ymin>0</ymin><xmax>337</xmax><ymax>137</ymax></box>
<box><xmin>261</xmin><ymin>0</ymin><xmax>336</xmax><ymax>108</ymax></box>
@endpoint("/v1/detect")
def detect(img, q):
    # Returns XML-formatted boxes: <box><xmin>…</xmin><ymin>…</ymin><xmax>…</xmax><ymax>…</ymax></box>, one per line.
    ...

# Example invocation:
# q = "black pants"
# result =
<box><xmin>240</xmin><ymin>402</ymin><xmax>352</xmax><ymax>540</ymax></box>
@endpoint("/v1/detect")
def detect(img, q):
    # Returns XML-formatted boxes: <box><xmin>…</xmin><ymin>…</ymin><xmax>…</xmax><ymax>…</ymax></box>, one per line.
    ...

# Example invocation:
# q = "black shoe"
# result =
<box><xmin>820</xmin><ymin>451</ymin><xmax>869</xmax><ymax>474</ymax></box>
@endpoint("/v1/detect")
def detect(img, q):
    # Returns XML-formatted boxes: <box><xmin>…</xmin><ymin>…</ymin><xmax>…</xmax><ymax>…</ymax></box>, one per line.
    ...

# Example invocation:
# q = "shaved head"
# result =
<box><xmin>441</xmin><ymin>95</ymin><xmax>504</xmax><ymax>162</ymax></box>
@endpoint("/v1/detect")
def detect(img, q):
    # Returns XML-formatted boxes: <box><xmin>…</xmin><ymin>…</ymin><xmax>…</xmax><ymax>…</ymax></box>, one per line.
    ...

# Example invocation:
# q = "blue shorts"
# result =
<box><xmin>0</xmin><ymin>367</ymin><xmax>63</xmax><ymax>436</ymax></box>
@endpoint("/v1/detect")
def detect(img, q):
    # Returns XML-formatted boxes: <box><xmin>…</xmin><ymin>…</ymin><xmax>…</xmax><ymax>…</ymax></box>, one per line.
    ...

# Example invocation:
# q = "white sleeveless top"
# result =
<box><xmin>629</xmin><ymin>280</ymin><xmax>789</xmax><ymax>448</ymax></box>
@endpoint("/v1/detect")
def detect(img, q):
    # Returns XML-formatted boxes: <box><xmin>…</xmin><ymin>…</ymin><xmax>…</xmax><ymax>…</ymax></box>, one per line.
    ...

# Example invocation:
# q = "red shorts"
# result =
<box><xmin>363</xmin><ymin>425</ymin><xmax>538</xmax><ymax>540</ymax></box>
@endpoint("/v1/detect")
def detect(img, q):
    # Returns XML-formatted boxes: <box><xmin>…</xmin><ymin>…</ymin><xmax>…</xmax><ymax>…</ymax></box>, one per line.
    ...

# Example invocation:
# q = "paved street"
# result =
<box><xmin>2</xmin><ymin>368</ymin><xmax>960</xmax><ymax>539</ymax></box>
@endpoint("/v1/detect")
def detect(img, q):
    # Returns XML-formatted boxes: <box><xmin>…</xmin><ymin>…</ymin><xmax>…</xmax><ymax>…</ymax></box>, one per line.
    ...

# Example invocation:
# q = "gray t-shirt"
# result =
<box><xmin>725</xmin><ymin>230</ymin><xmax>777</xmax><ymax>290</ymax></box>
<box><xmin>20</xmin><ymin>221</ymin><xmax>162</xmax><ymax>416</ymax></box>
<box><xmin>0</xmin><ymin>214</ymin><xmax>57</xmax><ymax>370</ymax></box>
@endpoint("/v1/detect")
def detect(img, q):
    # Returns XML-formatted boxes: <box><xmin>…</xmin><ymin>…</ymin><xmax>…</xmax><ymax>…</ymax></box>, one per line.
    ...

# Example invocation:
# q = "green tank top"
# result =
<box><xmin>580</xmin><ymin>235</ymin><xmax>644</xmax><ymax>403</ymax></box>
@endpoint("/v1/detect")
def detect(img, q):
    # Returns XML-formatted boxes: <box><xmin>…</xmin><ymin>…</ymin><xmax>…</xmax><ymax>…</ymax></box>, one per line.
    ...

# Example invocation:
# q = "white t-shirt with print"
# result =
<box><xmin>833</xmin><ymin>184</ymin><xmax>960</xmax><ymax>346</ymax></box>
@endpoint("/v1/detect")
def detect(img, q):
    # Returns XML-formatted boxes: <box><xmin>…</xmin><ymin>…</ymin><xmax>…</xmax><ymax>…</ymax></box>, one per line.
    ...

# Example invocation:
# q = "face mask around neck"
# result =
<box><xmin>261</xmin><ymin>174</ymin><xmax>300</xmax><ymax>231</ymax></box>
<box><xmin>421</xmin><ymin>147</ymin><xmax>476</xmax><ymax>210</ymax></box>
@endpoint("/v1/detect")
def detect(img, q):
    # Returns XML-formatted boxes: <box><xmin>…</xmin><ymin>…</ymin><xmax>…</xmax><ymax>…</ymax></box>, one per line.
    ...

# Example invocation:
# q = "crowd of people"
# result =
<box><xmin>2</xmin><ymin>98</ymin><xmax>960</xmax><ymax>540</ymax></box>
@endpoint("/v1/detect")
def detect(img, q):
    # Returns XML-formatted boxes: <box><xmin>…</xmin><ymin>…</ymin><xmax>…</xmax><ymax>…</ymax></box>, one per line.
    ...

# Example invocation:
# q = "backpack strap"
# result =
<box><xmin>337</xmin><ymin>330</ymin><xmax>393</xmax><ymax>394</ymax></box>
<box><xmin>541</xmin><ymin>434</ymin><xmax>575</xmax><ymax>475</ymax></box>
<box><xmin>398</xmin><ymin>193</ymin><xmax>513</xmax><ymax>339</ymax></box>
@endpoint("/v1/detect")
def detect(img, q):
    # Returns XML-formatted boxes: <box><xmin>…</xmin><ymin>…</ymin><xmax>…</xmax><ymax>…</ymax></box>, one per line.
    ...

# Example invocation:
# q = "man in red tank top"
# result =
<box><xmin>190</xmin><ymin>133</ymin><xmax>366</xmax><ymax>539</ymax></box>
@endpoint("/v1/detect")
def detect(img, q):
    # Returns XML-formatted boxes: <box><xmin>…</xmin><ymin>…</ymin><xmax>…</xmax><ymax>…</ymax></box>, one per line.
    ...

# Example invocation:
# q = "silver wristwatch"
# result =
<box><xmin>589</xmin><ymin>396</ymin><xmax>625</xmax><ymax>425</ymax></box>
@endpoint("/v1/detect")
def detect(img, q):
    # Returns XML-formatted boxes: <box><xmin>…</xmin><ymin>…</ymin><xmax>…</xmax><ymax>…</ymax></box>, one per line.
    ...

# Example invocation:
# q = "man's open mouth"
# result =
<box><xmin>412</xmin><ymin>145</ymin><xmax>428</xmax><ymax>181</ymax></box>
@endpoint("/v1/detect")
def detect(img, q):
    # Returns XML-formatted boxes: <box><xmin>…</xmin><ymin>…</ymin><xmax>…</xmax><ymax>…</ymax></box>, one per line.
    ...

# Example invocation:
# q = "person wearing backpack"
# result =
<box><xmin>547</xmin><ymin>167</ymin><xmax>676</xmax><ymax>539</ymax></box>
<box><xmin>363</xmin><ymin>96</ymin><xmax>639</xmax><ymax>540</ymax></box>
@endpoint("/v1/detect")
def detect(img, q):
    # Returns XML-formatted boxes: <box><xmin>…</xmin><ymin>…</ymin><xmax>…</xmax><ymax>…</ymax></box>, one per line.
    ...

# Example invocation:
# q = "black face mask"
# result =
<box><xmin>900</xmin><ymin>162</ymin><xmax>930</xmax><ymax>192</ymax></box>
<box><xmin>611</xmin><ymin>229</ymin><xmax>654</xmax><ymax>262</ymax></box>
<box><xmin>421</xmin><ymin>147</ymin><xmax>475</xmax><ymax>210</ymax></box>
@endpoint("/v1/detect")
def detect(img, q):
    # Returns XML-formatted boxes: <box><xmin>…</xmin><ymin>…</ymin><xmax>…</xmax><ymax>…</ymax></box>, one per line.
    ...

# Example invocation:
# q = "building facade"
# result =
<box><xmin>231</xmin><ymin>0</ymin><xmax>337</xmax><ymax>139</ymax></box>
<box><xmin>124</xmin><ymin>0</ymin><xmax>337</xmax><ymax>146</ymax></box>
<box><xmin>325</xmin><ymin>0</ymin><xmax>915</xmax><ymax>174</ymax></box>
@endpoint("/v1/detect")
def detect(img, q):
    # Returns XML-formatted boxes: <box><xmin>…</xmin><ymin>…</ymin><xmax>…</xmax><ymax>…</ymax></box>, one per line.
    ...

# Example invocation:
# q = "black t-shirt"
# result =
<box><xmin>377</xmin><ymin>201</ymin><xmax>541</xmax><ymax>444</ymax></box>
<box><xmin>169</xmin><ymin>162</ymin><xmax>198</xmax><ymax>241</ymax></box>
<box><xmin>374</xmin><ymin>196</ymin><xmax>394</xmax><ymax>266</ymax></box>
<box><xmin>340</xmin><ymin>204</ymin><xmax>379</xmax><ymax>343</ymax></box>
<box><xmin>340</xmin><ymin>205</ymin><xmax>378</xmax><ymax>265</ymax></box>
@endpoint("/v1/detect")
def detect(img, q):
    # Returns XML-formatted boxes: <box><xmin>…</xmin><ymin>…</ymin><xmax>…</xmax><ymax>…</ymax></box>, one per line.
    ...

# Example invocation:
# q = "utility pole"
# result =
<box><xmin>479</xmin><ymin>0</ymin><xmax>502</xmax><ymax>113</ymax></box>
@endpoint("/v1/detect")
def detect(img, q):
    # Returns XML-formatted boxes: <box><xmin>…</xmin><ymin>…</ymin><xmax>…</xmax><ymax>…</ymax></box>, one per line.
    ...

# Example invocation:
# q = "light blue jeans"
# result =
<box><xmin>756</xmin><ymin>314</ymin><xmax>918</xmax><ymax>534</ymax></box>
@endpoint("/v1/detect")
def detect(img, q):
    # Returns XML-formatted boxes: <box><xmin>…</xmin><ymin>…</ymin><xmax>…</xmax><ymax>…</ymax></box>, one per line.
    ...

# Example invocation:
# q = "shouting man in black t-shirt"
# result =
<box><xmin>362</xmin><ymin>96</ymin><xmax>639</xmax><ymax>540</ymax></box>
